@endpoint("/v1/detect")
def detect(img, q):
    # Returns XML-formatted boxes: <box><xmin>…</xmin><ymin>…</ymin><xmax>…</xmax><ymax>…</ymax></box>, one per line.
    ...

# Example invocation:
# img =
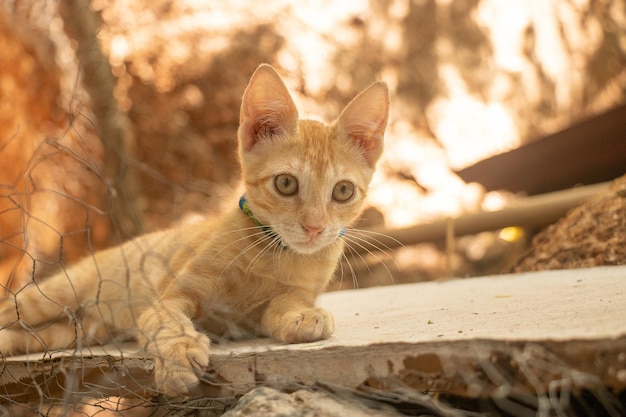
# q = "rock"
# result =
<box><xmin>222</xmin><ymin>387</ymin><xmax>403</xmax><ymax>417</ymax></box>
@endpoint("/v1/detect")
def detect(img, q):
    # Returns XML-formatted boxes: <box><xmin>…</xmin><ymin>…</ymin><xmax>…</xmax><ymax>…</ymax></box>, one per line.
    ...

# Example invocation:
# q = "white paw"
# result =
<box><xmin>152</xmin><ymin>332</ymin><xmax>211</xmax><ymax>397</ymax></box>
<box><xmin>278</xmin><ymin>307</ymin><xmax>335</xmax><ymax>344</ymax></box>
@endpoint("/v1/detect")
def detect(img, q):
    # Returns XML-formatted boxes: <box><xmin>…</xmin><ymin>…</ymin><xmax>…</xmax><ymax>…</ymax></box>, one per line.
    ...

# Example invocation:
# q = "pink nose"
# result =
<box><xmin>301</xmin><ymin>224</ymin><xmax>325</xmax><ymax>239</ymax></box>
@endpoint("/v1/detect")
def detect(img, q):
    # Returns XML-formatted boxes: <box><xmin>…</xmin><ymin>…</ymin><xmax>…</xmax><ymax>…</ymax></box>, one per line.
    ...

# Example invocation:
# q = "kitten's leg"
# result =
<box><xmin>1</xmin><ymin>323</ymin><xmax>74</xmax><ymax>354</ymax></box>
<box><xmin>136</xmin><ymin>289</ymin><xmax>211</xmax><ymax>397</ymax></box>
<box><xmin>0</xmin><ymin>279</ymin><xmax>78</xmax><ymax>329</ymax></box>
<box><xmin>0</xmin><ymin>288</ymin><xmax>73</xmax><ymax>355</ymax></box>
<box><xmin>0</xmin><ymin>320</ymin><xmax>108</xmax><ymax>355</ymax></box>
<box><xmin>261</xmin><ymin>290</ymin><xmax>335</xmax><ymax>344</ymax></box>
<box><xmin>0</xmin><ymin>281</ymin><xmax>111</xmax><ymax>356</ymax></box>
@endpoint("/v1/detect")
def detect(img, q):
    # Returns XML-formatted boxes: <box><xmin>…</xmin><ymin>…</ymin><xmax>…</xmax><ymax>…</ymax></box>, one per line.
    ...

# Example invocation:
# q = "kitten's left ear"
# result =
<box><xmin>239</xmin><ymin>64</ymin><xmax>299</xmax><ymax>151</ymax></box>
<box><xmin>337</xmin><ymin>82</ymin><xmax>389</xmax><ymax>167</ymax></box>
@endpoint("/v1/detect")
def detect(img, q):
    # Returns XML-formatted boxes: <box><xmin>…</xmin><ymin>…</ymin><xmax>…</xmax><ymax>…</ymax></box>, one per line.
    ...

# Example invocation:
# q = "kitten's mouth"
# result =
<box><xmin>285</xmin><ymin>230</ymin><xmax>346</xmax><ymax>254</ymax></box>
<box><xmin>288</xmin><ymin>239</ymin><xmax>328</xmax><ymax>254</ymax></box>
<box><xmin>298</xmin><ymin>235</ymin><xmax>324</xmax><ymax>246</ymax></box>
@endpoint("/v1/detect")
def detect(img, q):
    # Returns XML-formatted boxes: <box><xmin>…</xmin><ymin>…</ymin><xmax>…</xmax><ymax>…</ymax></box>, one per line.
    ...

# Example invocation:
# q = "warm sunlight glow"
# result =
<box><xmin>94</xmin><ymin>0</ymin><xmax>621</xmax><ymax>230</ymax></box>
<box><xmin>499</xmin><ymin>226</ymin><xmax>525</xmax><ymax>243</ymax></box>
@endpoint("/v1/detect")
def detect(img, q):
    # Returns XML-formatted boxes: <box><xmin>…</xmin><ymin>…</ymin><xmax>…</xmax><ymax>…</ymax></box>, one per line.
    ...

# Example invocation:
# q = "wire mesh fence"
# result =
<box><xmin>1</xmin><ymin>0</ymin><xmax>626</xmax><ymax>416</ymax></box>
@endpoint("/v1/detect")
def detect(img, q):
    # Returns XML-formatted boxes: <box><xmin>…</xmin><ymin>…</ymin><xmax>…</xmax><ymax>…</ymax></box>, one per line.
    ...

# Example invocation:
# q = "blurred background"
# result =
<box><xmin>1</xmin><ymin>0</ymin><xmax>625</xmax><ymax>291</ymax></box>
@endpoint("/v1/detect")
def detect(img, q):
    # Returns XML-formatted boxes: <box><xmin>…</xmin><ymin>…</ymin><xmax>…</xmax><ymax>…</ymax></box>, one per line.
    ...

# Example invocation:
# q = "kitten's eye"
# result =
<box><xmin>332</xmin><ymin>181</ymin><xmax>355</xmax><ymax>202</ymax></box>
<box><xmin>274</xmin><ymin>174</ymin><xmax>299</xmax><ymax>196</ymax></box>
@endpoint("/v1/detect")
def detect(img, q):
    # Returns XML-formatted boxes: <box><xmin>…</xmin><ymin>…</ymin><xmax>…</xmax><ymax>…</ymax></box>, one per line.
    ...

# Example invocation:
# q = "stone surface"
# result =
<box><xmin>222</xmin><ymin>387</ymin><xmax>403</xmax><ymax>417</ymax></box>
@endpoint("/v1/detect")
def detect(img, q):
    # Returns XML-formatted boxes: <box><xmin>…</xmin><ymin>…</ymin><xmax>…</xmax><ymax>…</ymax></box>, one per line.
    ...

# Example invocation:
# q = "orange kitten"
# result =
<box><xmin>0</xmin><ymin>64</ymin><xmax>389</xmax><ymax>397</ymax></box>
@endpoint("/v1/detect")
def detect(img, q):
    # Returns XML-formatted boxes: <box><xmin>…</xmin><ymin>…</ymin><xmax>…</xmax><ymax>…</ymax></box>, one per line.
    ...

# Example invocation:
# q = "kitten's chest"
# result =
<box><xmin>194</xmin><ymin>272</ymin><xmax>278</xmax><ymax>337</ymax></box>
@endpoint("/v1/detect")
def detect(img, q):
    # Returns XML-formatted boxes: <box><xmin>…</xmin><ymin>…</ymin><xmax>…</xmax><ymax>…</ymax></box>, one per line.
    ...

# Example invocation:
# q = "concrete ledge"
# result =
<box><xmin>2</xmin><ymin>266</ymin><xmax>625</xmax><ymax>405</ymax></box>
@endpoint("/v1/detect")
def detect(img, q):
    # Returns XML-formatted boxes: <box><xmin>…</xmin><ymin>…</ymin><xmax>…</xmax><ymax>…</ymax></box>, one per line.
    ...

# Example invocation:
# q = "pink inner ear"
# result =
<box><xmin>238</xmin><ymin>65</ymin><xmax>299</xmax><ymax>152</ymax></box>
<box><xmin>240</xmin><ymin>120</ymin><xmax>257</xmax><ymax>150</ymax></box>
<box><xmin>350</xmin><ymin>133</ymin><xmax>383</xmax><ymax>165</ymax></box>
<box><xmin>343</xmin><ymin>118</ymin><xmax>386</xmax><ymax>165</ymax></box>
<box><xmin>241</xmin><ymin>107</ymin><xmax>290</xmax><ymax>150</ymax></box>
<box><xmin>254</xmin><ymin>122</ymin><xmax>274</xmax><ymax>138</ymax></box>
<box><xmin>337</xmin><ymin>82</ymin><xmax>389</xmax><ymax>167</ymax></box>
<box><xmin>253</xmin><ymin>118</ymin><xmax>283</xmax><ymax>141</ymax></box>
<box><xmin>349</xmin><ymin>133</ymin><xmax>372</xmax><ymax>150</ymax></box>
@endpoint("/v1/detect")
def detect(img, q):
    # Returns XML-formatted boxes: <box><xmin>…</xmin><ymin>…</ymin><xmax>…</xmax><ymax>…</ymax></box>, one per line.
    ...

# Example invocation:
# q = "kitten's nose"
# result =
<box><xmin>301</xmin><ymin>224</ymin><xmax>325</xmax><ymax>240</ymax></box>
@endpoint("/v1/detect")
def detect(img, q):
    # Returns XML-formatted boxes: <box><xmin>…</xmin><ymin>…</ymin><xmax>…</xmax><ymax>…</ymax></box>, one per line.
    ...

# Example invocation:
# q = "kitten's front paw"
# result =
<box><xmin>272</xmin><ymin>307</ymin><xmax>335</xmax><ymax>344</ymax></box>
<box><xmin>152</xmin><ymin>332</ymin><xmax>211</xmax><ymax>397</ymax></box>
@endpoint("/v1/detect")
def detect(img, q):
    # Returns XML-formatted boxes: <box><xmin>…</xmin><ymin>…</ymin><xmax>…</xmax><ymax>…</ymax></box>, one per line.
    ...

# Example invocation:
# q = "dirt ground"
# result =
<box><xmin>510</xmin><ymin>174</ymin><xmax>626</xmax><ymax>272</ymax></box>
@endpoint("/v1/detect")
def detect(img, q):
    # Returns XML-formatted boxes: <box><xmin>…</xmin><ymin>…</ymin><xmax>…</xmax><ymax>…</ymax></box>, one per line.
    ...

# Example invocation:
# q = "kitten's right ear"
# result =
<box><xmin>238</xmin><ymin>64</ymin><xmax>299</xmax><ymax>151</ymax></box>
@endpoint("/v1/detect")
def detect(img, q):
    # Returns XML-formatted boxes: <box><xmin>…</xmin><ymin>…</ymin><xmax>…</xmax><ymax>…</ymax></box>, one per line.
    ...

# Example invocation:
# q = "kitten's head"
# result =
<box><xmin>237</xmin><ymin>64</ymin><xmax>389</xmax><ymax>255</ymax></box>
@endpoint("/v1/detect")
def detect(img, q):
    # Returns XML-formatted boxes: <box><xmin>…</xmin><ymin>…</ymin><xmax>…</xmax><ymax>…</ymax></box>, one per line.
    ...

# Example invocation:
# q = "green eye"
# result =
<box><xmin>332</xmin><ymin>181</ymin><xmax>355</xmax><ymax>202</ymax></box>
<box><xmin>274</xmin><ymin>174</ymin><xmax>299</xmax><ymax>196</ymax></box>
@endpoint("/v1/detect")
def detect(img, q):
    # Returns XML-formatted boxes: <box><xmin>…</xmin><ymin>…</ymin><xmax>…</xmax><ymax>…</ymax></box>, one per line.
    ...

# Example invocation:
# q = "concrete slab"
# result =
<box><xmin>319</xmin><ymin>265</ymin><xmax>626</xmax><ymax>344</ymax></box>
<box><xmin>2</xmin><ymin>266</ymin><xmax>626</xmax><ymax>404</ymax></box>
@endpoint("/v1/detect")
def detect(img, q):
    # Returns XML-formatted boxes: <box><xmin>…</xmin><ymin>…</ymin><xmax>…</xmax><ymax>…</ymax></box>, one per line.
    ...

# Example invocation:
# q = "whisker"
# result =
<box><xmin>215</xmin><ymin>220</ymin><xmax>294</xmax><ymax>280</ymax></box>
<box><xmin>217</xmin><ymin>228</ymin><xmax>275</xmax><ymax>278</ymax></box>
<box><xmin>341</xmin><ymin>239</ymin><xmax>374</xmax><ymax>289</ymax></box>
<box><xmin>345</xmin><ymin>228</ymin><xmax>405</xmax><ymax>254</ymax></box>
<box><xmin>211</xmin><ymin>226</ymin><xmax>269</xmax><ymax>255</ymax></box>
<box><xmin>257</xmin><ymin>222</ymin><xmax>296</xmax><ymax>276</ymax></box>
<box><xmin>243</xmin><ymin>234</ymin><xmax>282</xmax><ymax>279</ymax></box>
<box><xmin>341</xmin><ymin>231</ymin><xmax>401</xmax><ymax>285</ymax></box>
<box><xmin>345</xmin><ymin>230</ymin><xmax>403</xmax><ymax>269</ymax></box>
<box><xmin>346</xmin><ymin>236</ymin><xmax>400</xmax><ymax>280</ymax></box>
<box><xmin>271</xmin><ymin>237</ymin><xmax>286</xmax><ymax>272</ymax></box>
<box><xmin>338</xmin><ymin>245</ymin><xmax>359</xmax><ymax>289</ymax></box>
<box><xmin>236</xmin><ymin>221</ymin><xmax>295</xmax><ymax>276</ymax></box>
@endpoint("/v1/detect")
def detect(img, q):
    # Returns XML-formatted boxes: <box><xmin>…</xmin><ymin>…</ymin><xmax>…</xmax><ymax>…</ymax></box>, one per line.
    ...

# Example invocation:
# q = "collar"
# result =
<box><xmin>238</xmin><ymin>196</ymin><xmax>346</xmax><ymax>250</ymax></box>
<box><xmin>239</xmin><ymin>195</ymin><xmax>285</xmax><ymax>248</ymax></box>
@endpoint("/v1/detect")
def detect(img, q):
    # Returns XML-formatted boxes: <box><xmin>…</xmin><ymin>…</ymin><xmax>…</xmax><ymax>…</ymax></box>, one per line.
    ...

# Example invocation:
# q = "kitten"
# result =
<box><xmin>0</xmin><ymin>64</ymin><xmax>389</xmax><ymax>397</ymax></box>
